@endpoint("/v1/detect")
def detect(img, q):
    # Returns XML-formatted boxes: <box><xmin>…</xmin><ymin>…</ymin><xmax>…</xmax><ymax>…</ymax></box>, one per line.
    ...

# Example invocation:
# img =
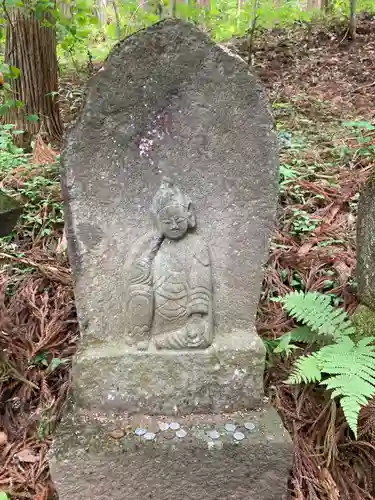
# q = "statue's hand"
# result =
<box><xmin>185</xmin><ymin>316</ymin><xmax>207</xmax><ymax>347</ymax></box>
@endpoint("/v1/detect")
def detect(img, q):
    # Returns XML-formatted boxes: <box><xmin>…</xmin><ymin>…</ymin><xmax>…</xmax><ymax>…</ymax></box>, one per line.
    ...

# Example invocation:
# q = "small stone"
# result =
<box><xmin>158</xmin><ymin>422</ymin><xmax>170</xmax><ymax>432</ymax></box>
<box><xmin>233</xmin><ymin>431</ymin><xmax>245</xmax><ymax>441</ymax></box>
<box><xmin>214</xmin><ymin>440</ymin><xmax>223</xmax><ymax>450</ymax></box>
<box><xmin>207</xmin><ymin>441</ymin><xmax>215</xmax><ymax>450</ymax></box>
<box><xmin>169</xmin><ymin>422</ymin><xmax>180</xmax><ymax>430</ymax></box>
<box><xmin>224</xmin><ymin>423</ymin><xmax>236</xmax><ymax>433</ymax></box>
<box><xmin>207</xmin><ymin>430</ymin><xmax>220</xmax><ymax>440</ymax></box>
<box><xmin>162</xmin><ymin>430</ymin><xmax>176</xmax><ymax>440</ymax></box>
<box><xmin>176</xmin><ymin>429</ymin><xmax>187</xmax><ymax>438</ymax></box>
<box><xmin>244</xmin><ymin>422</ymin><xmax>256</xmax><ymax>431</ymax></box>
<box><xmin>146</xmin><ymin>422</ymin><xmax>160</xmax><ymax>434</ymax></box>
<box><xmin>143</xmin><ymin>432</ymin><xmax>156</xmax><ymax>441</ymax></box>
<box><xmin>109</xmin><ymin>429</ymin><xmax>125</xmax><ymax>439</ymax></box>
<box><xmin>135</xmin><ymin>428</ymin><xmax>147</xmax><ymax>436</ymax></box>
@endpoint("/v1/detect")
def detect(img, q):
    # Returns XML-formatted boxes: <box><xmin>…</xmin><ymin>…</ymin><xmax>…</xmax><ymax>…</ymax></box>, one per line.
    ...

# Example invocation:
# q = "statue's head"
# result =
<box><xmin>151</xmin><ymin>177</ymin><xmax>196</xmax><ymax>240</ymax></box>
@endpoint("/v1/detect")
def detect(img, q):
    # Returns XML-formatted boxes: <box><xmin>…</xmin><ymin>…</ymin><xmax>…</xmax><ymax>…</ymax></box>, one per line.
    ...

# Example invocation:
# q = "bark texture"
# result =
<box><xmin>349</xmin><ymin>0</ymin><xmax>357</xmax><ymax>40</ymax></box>
<box><xmin>5</xmin><ymin>3</ymin><xmax>63</xmax><ymax>146</ymax></box>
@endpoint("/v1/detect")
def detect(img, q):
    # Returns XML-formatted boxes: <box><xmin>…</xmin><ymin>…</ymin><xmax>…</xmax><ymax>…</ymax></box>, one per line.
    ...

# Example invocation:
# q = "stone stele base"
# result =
<box><xmin>71</xmin><ymin>329</ymin><xmax>266</xmax><ymax>415</ymax></box>
<box><xmin>51</xmin><ymin>406</ymin><xmax>293</xmax><ymax>500</ymax></box>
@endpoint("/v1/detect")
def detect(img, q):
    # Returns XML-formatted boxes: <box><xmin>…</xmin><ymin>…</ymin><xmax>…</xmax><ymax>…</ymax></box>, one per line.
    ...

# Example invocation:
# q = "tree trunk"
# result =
<box><xmin>196</xmin><ymin>0</ymin><xmax>210</xmax><ymax>7</ymax></box>
<box><xmin>307</xmin><ymin>0</ymin><xmax>321</xmax><ymax>9</ymax></box>
<box><xmin>4</xmin><ymin>2</ymin><xmax>63</xmax><ymax>147</ymax></box>
<box><xmin>59</xmin><ymin>0</ymin><xmax>72</xmax><ymax>21</ymax></box>
<box><xmin>349</xmin><ymin>0</ymin><xmax>357</xmax><ymax>40</ymax></box>
<box><xmin>111</xmin><ymin>0</ymin><xmax>122</xmax><ymax>39</ymax></box>
<box><xmin>95</xmin><ymin>0</ymin><xmax>107</xmax><ymax>24</ymax></box>
<box><xmin>248</xmin><ymin>0</ymin><xmax>260</xmax><ymax>66</ymax></box>
<box><xmin>321</xmin><ymin>0</ymin><xmax>332</xmax><ymax>14</ymax></box>
<box><xmin>171</xmin><ymin>0</ymin><xmax>177</xmax><ymax>16</ymax></box>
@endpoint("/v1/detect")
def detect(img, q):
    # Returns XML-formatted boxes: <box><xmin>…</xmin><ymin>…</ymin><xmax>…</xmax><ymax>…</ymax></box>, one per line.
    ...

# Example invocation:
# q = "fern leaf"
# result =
<box><xmin>340</xmin><ymin>396</ymin><xmax>363</xmax><ymax>439</ymax></box>
<box><xmin>289</xmin><ymin>326</ymin><xmax>316</xmax><ymax>343</ymax></box>
<box><xmin>273</xmin><ymin>332</ymin><xmax>301</xmax><ymax>357</ymax></box>
<box><xmin>274</xmin><ymin>327</ymin><xmax>313</xmax><ymax>352</ymax></box>
<box><xmin>318</xmin><ymin>337</ymin><xmax>375</xmax><ymax>437</ymax></box>
<box><xmin>290</xmin><ymin>325</ymin><xmax>332</xmax><ymax>345</ymax></box>
<box><xmin>275</xmin><ymin>326</ymin><xmax>329</xmax><ymax>357</ymax></box>
<box><xmin>286</xmin><ymin>353</ymin><xmax>322</xmax><ymax>384</ymax></box>
<box><xmin>280</xmin><ymin>291</ymin><xmax>356</xmax><ymax>340</ymax></box>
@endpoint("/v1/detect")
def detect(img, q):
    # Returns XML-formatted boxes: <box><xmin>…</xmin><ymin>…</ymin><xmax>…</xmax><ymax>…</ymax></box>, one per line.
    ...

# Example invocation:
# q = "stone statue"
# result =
<box><xmin>125</xmin><ymin>177</ymin><xmax>213</xmax><ymax>350</ymax></box>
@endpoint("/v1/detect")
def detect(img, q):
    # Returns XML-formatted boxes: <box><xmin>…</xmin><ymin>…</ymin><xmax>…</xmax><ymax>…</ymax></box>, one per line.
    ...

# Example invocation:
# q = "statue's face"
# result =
<box><xmin>157</xmin><ymin>204</ymin><xmax>190</xmax><ymax>240</ymax></box>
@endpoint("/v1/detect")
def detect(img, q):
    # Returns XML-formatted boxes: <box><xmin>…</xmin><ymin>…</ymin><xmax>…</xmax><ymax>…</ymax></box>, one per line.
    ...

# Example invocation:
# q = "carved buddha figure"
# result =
<box><xmin>125</xmin><ymin>178</ymin><xmax>213</xmax><ymax>350</ymax></box>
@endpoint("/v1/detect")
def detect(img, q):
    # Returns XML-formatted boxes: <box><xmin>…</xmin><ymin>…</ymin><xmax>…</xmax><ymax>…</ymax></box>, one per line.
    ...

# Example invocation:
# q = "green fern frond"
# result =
<box><xmin>287</xmin><ymin>336</ymin><xmax>375</xmax><ymax>437</ymax></box>
<box><xmin>289</xmin><ymin>326</ymin><xmax>316</xmax><ymax>343</ymax></box>
<box><xmin>280</xmin><ymin>291</ymin><xmax>356</xmax><ymax>340</ymax></box>
<box><xmin>286</xmin><ymin>353</ymin><xmax>322</xmax><ymax>384</ymax></box>
<box><xmin>290</xmin><ymin>325</ymin><xmax>333</xmax><ymax>345</ymax></box>
<box><xmin>281</xmin><ymin>291</ymin><xmax>375</xmax><ymax>436</ymax></box>
<box><xmin>274</xmin><ymin>326</ymin><xmax>330</xmax><ymax>357</ymax></box>
<box><xmin>340</xmin><ymin>396</ymin><xmax>363</xmax><ymax>439</ymax></box>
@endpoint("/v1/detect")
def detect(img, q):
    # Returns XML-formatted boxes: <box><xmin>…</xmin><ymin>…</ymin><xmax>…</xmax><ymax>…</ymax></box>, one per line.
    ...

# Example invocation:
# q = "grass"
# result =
<box><xmin>0</xmin><ymin>127</ymin><xmax>63</xmax><ymax>250</ymax></box>
<box><xmin>55</xmin><ymin>0</ymin><xmax>375</xmax><ymax>71</ymax></box>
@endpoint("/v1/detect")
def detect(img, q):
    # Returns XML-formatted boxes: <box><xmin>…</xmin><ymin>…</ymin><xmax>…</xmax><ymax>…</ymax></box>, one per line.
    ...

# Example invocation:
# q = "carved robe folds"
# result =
<box><xmin>126</xmin><ymin>234</ymin><xmax>213</xmax><ymax>350</ymax></box>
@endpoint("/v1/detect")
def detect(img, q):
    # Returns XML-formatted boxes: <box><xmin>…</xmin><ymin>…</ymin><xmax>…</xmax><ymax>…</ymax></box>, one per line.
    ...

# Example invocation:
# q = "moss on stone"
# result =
<box><xmin>351</xmin><ymin>305</ymin><xmax>375</xmax><ymax>340</ymax></box>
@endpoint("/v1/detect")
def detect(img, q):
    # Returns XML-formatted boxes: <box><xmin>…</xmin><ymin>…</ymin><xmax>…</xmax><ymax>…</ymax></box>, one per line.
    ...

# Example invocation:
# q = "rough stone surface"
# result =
<box><xmin>62</xmin><ymin>17</ymin><xmax>279</xmax><ymax>414</ymax></box>
<box><xmin>73</xmin><ymin>332</ymin><xmax>265</xmax><ymax>414</ymax></box>
<box><xmin>357</xmin><ymin>174</ymin><xmax>375</xmax><ymax>309</ymax></box>
<box><xmin>51</xmin><ymin>407</ymin><xmax>293</xmax><ymax>500</ymax></box>
<box><xmin>0</xmin><ymin>191</ymin><xmax>23</xmax><ymax>237</ymax></box>
<box><xmin>54</xmin><ymin>19</ymin><xmax>292</xmax><ymax>500</ymax></box>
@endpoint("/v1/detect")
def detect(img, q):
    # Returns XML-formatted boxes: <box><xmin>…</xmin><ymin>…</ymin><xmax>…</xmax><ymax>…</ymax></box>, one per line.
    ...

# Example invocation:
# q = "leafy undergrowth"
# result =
<box><xmin>254</xmin><ymin>15</ymin><xmax>375</xmax><ymax>500</ymax></box>
<box><xmin>1</xmin><ymin>15</ymin><xmax>375</xmax><ymax>500</ymax></box>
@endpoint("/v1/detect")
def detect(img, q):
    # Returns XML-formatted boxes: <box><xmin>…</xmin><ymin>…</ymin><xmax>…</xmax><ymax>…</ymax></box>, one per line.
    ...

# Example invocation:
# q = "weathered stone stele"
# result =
<box><xmin>357</xmin><ymin>173</ymin><xmax>375</xmax><ymax>309</ymax></box>
<box><xmin>51</xmin><ymin>19</ymin><xmax>293</xmax><ymax>500</ymax></box>
<box><xmin>0</xmin><ymin>190</ymin><xmax>23</xmax><ymax>237</ymax></box>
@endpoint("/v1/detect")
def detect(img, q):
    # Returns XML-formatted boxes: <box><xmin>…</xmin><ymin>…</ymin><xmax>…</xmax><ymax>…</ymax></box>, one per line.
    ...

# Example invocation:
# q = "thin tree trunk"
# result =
<box><xmin>138</xmin><ymin>0</ymin><xmax>165</xmax><ymax>17</ymax></box>
<box><xmin>96</xmin><ymin>0</ymin><xmax>107</xmax><ymax>25</ymax></box>
<box><xmin>171</xmin><ymin>0</ymin><xmax>177</xmax><ymax>16</ymax></box>
<box><xmin>59</xmin><ymin>0</ymin><xmax>72</xmax><ymax>21</ymax></box>
<box><xmin>187</xmin><ymin>0</ymin><xmax>195</xmax><ymax>20</ymax></box>
<box><xmin>111</xmin><ymin>0</ymin><xmax>121</xmax><ymax>40</ymax></box>
<box><xmin>4</xmin><ymin>1</ymin><xmax>62</xmax><ymax>147</ymax></box>
<box><xmin>248</xmin><ymin>0</ymin><xmax>260</xmax><ymax>66</ymax></box>
<box><xmin>349</xmin><ymin>0</ymin><xmax>357</xmax><ymax>40</ymax></box>
<box><xmin>307</xmin><ymin>0</ymin><xmax>321</xmax><ymax>8</ymax></box>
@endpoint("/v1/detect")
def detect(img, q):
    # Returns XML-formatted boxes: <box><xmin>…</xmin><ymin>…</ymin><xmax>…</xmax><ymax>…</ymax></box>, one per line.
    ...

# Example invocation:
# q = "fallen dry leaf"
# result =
<box><xmin>15</xmin><ymin>448</ymin><xmax>40</xmax><ymax>463</ymax></box>
<box><xmin>0</xmin><ymin>431</ymin><xmax>8</xmax><ymax>446</ymax></box>
<box><xmin>109</xmin><ymin>429</ymin><xmax>125</xmax><ymax>439</ymax></box>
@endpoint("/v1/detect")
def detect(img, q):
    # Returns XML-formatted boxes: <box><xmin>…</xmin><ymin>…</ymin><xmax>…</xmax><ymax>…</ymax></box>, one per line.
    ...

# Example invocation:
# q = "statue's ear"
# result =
<box><xmin>187</xmin><ymin>202</ymin><xmax>196</xmax><ymax>228</ymax></box>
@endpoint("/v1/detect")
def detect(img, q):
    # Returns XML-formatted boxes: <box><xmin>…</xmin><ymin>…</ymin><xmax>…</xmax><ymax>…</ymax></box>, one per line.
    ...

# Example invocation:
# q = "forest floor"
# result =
<box><xmin>1</xmin><ymin>15</ymin><xmax>375</xmax><ymax>500</ymax></box>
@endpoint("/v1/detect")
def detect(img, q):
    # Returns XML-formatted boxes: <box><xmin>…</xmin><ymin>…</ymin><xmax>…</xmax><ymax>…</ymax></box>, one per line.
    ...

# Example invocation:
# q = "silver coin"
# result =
<box><xmin>158</xmin><ymin>422</ymin><xmax>170</xmax><ymax>431</ymax></box>
<box><xmin>233</xmin><ymin>431</ymin><xmax>245</xmax><ymax>441</ymax></box>
<box><xmin>135</xmin><ymin>428</ymin><xmax>147</xmax><ymax>436</ymax></box>
<box><xmin>207</xmin><ymin>430</ymin><xmax>220</xmax><ymax>440</ymax></box>
<box><xmin>224</xmin><ymin>423</ymin><xmax>236</xmax><ymax>433</ymax></box>
<box><xmin>244</xmin><ymin>422</ymin><xmax>256</xmax><ymax>431</ymax></box>
<box><xmin>143</xmin><ymin>432</ymin><xmax>156</xmax><ymax>441</ymax></box>
<box><xmin>176</xmin><ymin>429</ymin><xmax>187</xmax><ymax>438</ymax></box>
<box><xmin>169</xmin><ymin>422</ymin><xmax>180</xmax><ymax>430</ymax></box>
